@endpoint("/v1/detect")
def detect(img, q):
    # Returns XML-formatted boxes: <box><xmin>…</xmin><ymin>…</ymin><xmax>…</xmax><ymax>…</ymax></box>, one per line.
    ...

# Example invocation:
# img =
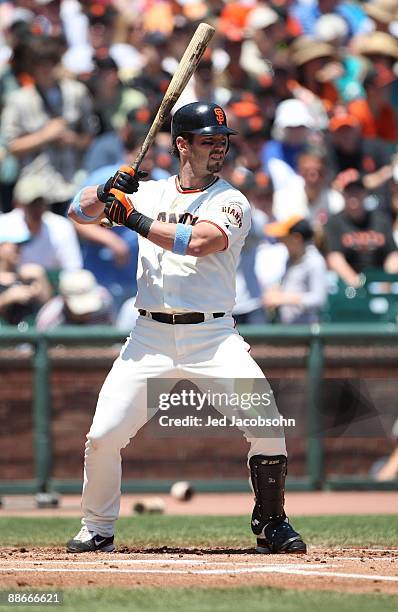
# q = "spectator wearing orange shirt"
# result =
<box><xmin>348</xmin><ymin>66</ymin><xmax>398</xmax><ymax>143</ymax></box>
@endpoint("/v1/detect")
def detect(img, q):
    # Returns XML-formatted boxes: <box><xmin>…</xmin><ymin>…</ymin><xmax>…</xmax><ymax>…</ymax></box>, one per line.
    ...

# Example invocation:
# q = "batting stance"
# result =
<box><xmin>66</xmin><ymin>102</ymin><xmax>306</xmax><ymax>555</ymax></box>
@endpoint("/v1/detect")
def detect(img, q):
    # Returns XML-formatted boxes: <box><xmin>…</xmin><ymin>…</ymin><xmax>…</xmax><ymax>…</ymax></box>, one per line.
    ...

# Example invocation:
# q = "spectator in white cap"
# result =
<box><xmin>36</xmin><ymin>269</ymin><xmax>114</xmax><ymax>330</ymax></box>
<box><xmin>240</xmin><ymin>5</ymin><xmax>283</xmax><ymax>79</ymax></box>
<box><xmin>0</xmin><ymin>224</ymin><xmax>52</xmax><ymax>326</ymax></box>
<box><xmin>0</xmin><ymin>173</ymin><xmax>82</xmax><ymax>272</ymax></box>
<box><xmin>261</xmin><ymin>98</ymin><xmax>319</xmax><ymax>191</ymax></box>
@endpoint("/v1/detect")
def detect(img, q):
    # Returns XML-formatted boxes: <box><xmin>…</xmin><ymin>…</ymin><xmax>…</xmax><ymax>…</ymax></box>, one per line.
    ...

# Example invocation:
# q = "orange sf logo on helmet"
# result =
<box><xmin>214</xmin><ymin>108</ymin><xmax>225</xmax><ymax>125</ymax></box>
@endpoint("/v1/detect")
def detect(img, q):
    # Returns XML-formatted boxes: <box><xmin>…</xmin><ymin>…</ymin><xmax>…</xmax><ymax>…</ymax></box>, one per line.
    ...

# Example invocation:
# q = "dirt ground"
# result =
<box><xmin>0</xmin><ymin>492</ymin><xmax>397</xmax><ymax>595</ymax></box>
<box><xmin>1</xmin><ymin>547</ymin><xmax>397</xmax><ymax>595</ymax></box>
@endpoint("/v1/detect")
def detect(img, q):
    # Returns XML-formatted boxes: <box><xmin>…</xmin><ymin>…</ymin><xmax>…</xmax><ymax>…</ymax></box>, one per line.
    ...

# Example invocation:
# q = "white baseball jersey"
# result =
<box><xmin>127</xmin><ymin>175</ymin><xmax>251</xmax><ymax>313</ymax></box>
<box><xmin>78</xmin><ymin>174</ymin><xmax>288</xmax><ymax>539</ymax></box>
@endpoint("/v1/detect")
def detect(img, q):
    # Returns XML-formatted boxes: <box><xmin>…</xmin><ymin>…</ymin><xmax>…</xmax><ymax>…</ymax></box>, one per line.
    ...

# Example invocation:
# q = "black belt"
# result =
<box><xmin>139</xmin><ymin>310</ymin><xmax>224</xmax><ymax>324</ymax></box>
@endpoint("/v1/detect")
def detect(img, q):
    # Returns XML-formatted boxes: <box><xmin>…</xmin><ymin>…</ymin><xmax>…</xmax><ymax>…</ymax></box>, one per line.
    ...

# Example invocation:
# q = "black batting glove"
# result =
<box><xmin>112</xmin><ymin>166</ymin><xmax>148</xmax><ymax>193</ymax></box>
<box><xmin>97</xmin><ymin>166</ymin><xmax>148</xmax><ymax>203</ymax></box>
<box><xmin>103</xmin><ymin>189</ymin><xmax>135</xmax><ymax>226</ymax></box>
<box><xmin>97</xmin><ymin>176</ymin><xmax>113</xmax><ymax>203</ymax></box>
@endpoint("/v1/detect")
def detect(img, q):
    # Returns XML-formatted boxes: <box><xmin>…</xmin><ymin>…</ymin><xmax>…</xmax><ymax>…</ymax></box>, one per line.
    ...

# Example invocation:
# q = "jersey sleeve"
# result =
<box><xmin>195</xmin><ymin>192</ymin><xmax>252</xmax><ymax>250</ymax></box>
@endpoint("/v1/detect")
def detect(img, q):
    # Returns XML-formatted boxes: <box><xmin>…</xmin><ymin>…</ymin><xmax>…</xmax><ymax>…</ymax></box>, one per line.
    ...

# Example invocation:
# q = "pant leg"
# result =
<box><xmin>82</xmin><ymin>318</ymin><xmax>178</xmax><ymax>536</ymax></box>
<box><xmin>178</xmin><ymin>316</ymin><xmax>286</xmax><ymax>459</ymax></box>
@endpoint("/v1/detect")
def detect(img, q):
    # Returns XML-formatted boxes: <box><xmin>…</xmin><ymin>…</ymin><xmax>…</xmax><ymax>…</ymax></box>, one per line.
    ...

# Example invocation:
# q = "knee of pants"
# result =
<box><xmin>246</xmin><ymin>438</ymin><xmax>287</xmax><ymax>462</ymax></box>
<box><xmin>86</xmin><ymin>426</ymin><xmax>130</xmax><ymax>452</ymax></box>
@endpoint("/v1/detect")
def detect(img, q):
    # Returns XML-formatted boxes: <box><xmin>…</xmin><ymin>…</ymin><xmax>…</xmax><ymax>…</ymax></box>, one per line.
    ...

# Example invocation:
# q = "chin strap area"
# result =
<box><xmin>249</xmin><ymin>454</ymin><xmax>287</xmax><ymax>536</ymax></box>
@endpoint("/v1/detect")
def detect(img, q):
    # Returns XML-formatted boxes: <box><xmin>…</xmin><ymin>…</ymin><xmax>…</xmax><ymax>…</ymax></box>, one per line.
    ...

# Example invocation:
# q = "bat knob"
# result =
<box><xmin>100</xmin><ymin>218</ymin><xmax>114</xmax><ymax>228</ymax></box>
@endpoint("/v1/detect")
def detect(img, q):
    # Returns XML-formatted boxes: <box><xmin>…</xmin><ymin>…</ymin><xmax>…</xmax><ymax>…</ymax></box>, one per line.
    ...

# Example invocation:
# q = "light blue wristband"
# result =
<box><xmin>172</xmin><ymin>223</ymin><xmax>193</xmax><ymax>255</ymax></box>
<box><xmin>71</xmin><ymin>189</ymin><xmax>101</xmax><ymax>222</ymax></box>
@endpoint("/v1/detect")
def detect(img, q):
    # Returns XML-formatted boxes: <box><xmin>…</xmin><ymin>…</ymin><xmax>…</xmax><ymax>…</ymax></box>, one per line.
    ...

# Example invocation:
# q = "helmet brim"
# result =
<box><xmin>187</xmin><ymin>125</ymin><xmax>238</xmax><ymax>136</ymax></box>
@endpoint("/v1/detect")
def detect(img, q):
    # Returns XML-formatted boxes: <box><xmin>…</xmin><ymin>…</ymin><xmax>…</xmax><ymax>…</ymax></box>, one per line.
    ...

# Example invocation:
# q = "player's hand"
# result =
<box><xmin>112</xmin><ymin>166</ymin><xmax>148</xmax><ymax>193</ymax></box>
<box><xmin>97</xmin><ymin>167</ymin><xmax>148</xmax><ymax>203</ymax></box>
<box><xmin>103</xmin><ymin>190</ymin><xmax>135</xmax><ymax>226</ymax></box>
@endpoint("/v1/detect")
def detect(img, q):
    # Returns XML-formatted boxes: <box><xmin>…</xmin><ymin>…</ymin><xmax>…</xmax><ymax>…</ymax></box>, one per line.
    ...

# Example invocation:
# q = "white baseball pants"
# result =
<box><xmin>81</xmin><ymin>314</ymin><xmax>286</xmax><ymax>536</ymax></box>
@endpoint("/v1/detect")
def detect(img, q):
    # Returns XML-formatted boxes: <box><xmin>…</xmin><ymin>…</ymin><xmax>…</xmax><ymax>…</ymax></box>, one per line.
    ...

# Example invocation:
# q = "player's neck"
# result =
<box><xmin>178</xmin><ymin>164</ymin><xmax>218</xmax><ymax>191</ymax></box>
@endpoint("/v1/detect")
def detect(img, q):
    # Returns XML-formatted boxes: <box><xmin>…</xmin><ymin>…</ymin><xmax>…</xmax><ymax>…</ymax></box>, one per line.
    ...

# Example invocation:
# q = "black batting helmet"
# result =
<box><xmin>171</xmin><ymin>102</ymin><xmax>238</xmax><ymax>144</ymax></box>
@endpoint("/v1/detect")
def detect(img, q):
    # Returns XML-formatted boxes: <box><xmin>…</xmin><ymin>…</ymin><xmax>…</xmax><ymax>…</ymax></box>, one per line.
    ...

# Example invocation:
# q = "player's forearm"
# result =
<box><xmin>68</xmin><ymin>186</ymin><xmax>104</xmax><ymax>224</ymax></box>
<box><xmin>145</xmin><ymin>220</ymin><xmax>176</xmax><ymax>250</ymax></box>
<box><xmin>146</xmin><ymin>221</ymin><xmax>224</xmax><ymax>256</ymax></box>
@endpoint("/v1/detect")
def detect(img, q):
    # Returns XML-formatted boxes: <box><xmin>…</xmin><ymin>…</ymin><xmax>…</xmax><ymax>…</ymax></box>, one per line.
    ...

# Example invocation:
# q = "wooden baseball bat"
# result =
<box><xmin>100</xmin><ymin>22</ymin><xmax>215</xmax><ymax>227</ymax></box>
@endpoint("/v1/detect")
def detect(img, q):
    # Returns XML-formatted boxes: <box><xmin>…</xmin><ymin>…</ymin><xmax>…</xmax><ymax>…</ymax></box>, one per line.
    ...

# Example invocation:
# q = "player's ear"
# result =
<box><xmin>176</xmin><ymin>135</ymin><xmax>191</xmax><ymax>156</ymax></box>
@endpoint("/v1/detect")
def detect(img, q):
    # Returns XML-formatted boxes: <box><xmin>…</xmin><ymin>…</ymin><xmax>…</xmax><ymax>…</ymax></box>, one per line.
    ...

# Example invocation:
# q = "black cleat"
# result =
<box><xmin>256</xmin><ymin>519</ymin><xmax>307</xmax><ymax>554</ymax></box>
<box><xmin>66</xmin><ymin>526</ymin><xmax>115</xmax><ymax>553</ymax></box>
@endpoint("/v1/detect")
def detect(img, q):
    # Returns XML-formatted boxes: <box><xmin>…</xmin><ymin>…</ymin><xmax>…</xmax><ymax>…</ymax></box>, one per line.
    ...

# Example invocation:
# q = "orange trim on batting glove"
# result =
<box><xmin>109</xmin><ymin>188</ymin><xmax>136</xmax><ymax>217</ymax></box>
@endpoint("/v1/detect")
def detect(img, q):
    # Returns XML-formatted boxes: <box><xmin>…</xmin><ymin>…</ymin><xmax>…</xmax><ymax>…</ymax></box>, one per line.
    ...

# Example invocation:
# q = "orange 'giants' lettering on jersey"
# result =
<box><xmin>341</xmin><ymin>230</ymin><xmax>385</xmax><ymax>250</ymax></box>
<box><xmin>222</xmin><ymin>203</ymin><xmax>243</xmax><ymax>228</ymax></box>
<box><xmin>214</xmin><ymin>108</ymin><xmax>225</xmax><ymax>124</ymax></box>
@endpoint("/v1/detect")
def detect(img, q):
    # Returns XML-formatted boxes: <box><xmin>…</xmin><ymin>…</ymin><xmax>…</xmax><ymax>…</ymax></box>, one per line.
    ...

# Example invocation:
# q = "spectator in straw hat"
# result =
<box><xmin>352</xmin><ymin>30</ymin><xmax>398</xmax><ymax>112</ymax></box>
<box><xmin>364</xmin><ymin>0</ymin><xmax>398</xmax><ymax>34</ymax></box>
<box><xmin>353</xmin><ymin>30</ymin><xmax>398</xmax><ymax>71</ymax></box>
<box><xmin>347</xmin><ymin>65</ymin><xmax>398</xmax><ymax>143</ymax></box>
<box><xmin>291</xmin><ymin>38</ymin><xmax>338</xmax><ymax>110</ymax></box>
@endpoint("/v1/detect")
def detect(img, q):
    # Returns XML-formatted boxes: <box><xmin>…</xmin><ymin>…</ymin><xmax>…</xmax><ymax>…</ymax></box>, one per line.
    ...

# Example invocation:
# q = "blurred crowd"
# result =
<box><xmin>2</xmin><ymin>0</ymin><xmax>398</xmax><ymax>329</ymax></box>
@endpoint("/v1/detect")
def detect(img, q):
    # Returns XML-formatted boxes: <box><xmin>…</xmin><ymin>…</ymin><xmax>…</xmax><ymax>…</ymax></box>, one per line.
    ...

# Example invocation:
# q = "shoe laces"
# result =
<box><xmin>75</xmin><ymin>526</ymin><xmax>94</xmax><ymax>542</ymax></box>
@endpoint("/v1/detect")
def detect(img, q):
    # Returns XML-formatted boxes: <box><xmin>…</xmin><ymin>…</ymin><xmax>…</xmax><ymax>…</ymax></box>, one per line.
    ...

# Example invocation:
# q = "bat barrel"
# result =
<box><xmin>100</xmin><ymin>22</ymin><xmax>215</xmax><ymax>228</ymax></box>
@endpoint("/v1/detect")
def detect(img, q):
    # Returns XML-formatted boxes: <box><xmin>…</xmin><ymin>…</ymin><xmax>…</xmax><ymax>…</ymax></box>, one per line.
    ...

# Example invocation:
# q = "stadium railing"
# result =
<box><xmin>0</xmin><ymin>323</ymin><xmax>397</xmax><ymax>495</ymax></box>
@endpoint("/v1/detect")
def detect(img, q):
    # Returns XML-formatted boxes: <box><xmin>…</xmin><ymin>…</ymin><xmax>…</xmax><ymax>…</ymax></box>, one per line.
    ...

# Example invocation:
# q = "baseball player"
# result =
<box><xmin>66</xmin><ymin>102</ymin><xmax>306</xmax><ymax>555</ymax></box>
